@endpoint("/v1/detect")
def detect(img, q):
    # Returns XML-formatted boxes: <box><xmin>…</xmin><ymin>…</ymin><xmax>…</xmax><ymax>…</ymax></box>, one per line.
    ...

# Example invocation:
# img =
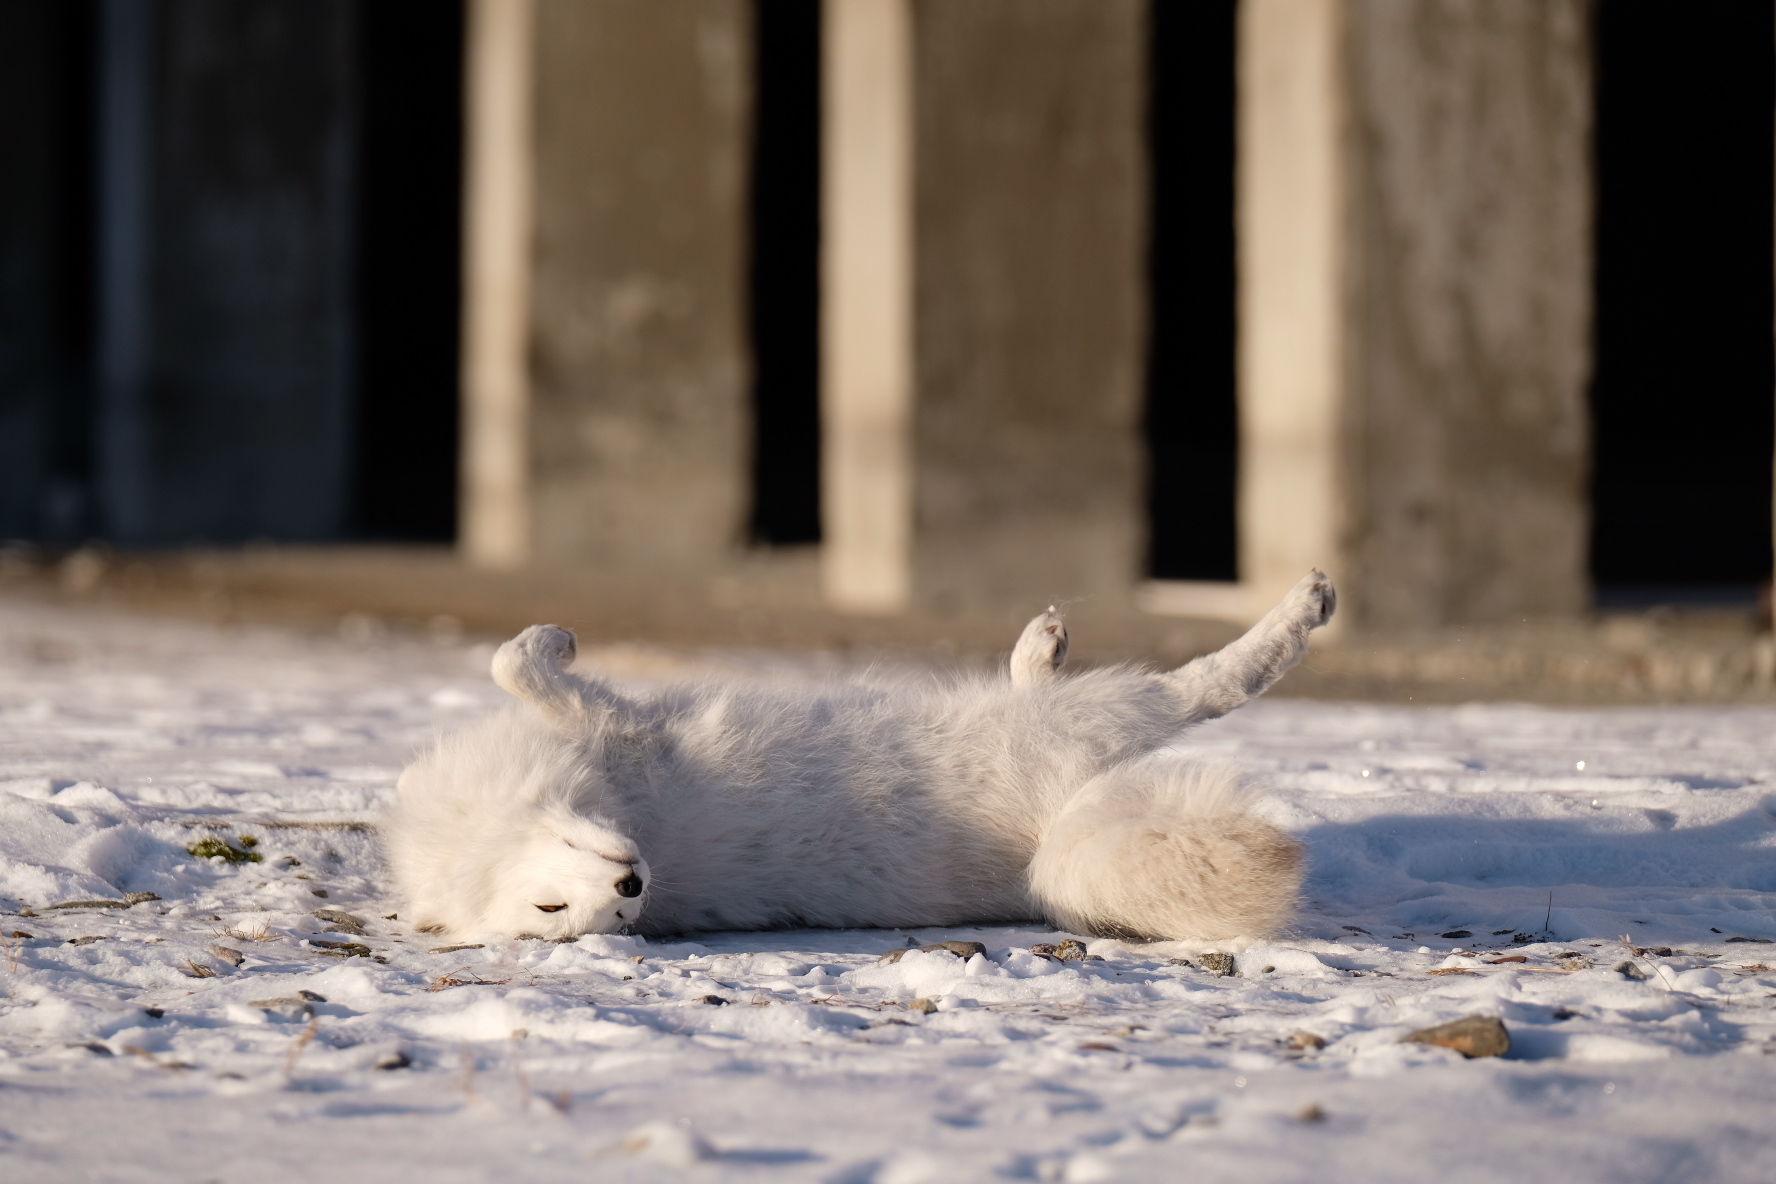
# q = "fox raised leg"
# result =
<box><xmin>1009</xmin><ymin>607</ymin><xmax>1069</xmax><ymax>689</ymax></box>
<box><xmin>1161</xmin><ymin>570</ymin><xmax>1336</xmax><ymax>725</ymax></box>
<box><xmin>491</xmin><ymin>624</ymin><xmax>634</xmax><ymax>729</ymax></box>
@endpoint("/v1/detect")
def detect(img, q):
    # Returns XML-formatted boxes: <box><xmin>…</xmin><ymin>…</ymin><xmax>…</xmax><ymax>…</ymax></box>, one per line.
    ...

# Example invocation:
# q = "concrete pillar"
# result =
<box><xmin>1343</xmin><ymin>0</ymin><xmax>1591</xmax><ymax>627</ymax></box>
<box><xmin>1221</xmin><ymin>0</ymin><xmax>1591</xmax><ymax>630</ymax></box>
<box><xmin>818</xmin><ymin>0</ymin><xmax>1145</xmax><ymax>618</ymax></box>
<box><xmin>1236</xmin><ymin>0</ymin><xmax>1348</xmax><ymax>625</ymax></box>
<box><xmin>459</xmin><ymin>0</ymin><xmax>534</xmax><ymax>569</ymax></box>
<box><xmin>910</xmin><ymin>0</ymin><xmax>1147</xmax><ymax>614</ymax></box>
<box><xmin>461</xmin><ymin>0</ymin><xmax>753</xmax><ymax>574</ymax></box>
<box><xmin>821</xmin><ymin>0</ymin><xmax>914</xmax><ymax>613</ymax></box>
<box><xmin>529</xmin><ymin>0</ymin><xmax>751</xmax><ymax>572</ymax></box>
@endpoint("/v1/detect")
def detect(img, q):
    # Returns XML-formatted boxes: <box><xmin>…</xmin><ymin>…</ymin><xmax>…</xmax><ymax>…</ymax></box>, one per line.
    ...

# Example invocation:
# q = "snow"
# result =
<box><xmin>2</xmin><ymin>597</ymin><xmax>1775</xmax><ymax>1182</ymax></box>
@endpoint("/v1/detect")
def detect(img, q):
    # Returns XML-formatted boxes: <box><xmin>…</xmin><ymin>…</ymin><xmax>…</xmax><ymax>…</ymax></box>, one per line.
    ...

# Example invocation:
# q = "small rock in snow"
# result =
<box><xmin>309</xmin><ymin>939</ymin><xmax>370</xmax><ymax>958</ymax></box>
<box><xmin>49</xmin><ymin>900</ymin><xmax>128</xmax><ymax>912</ymax></box>
<box><xmin>1402</xmin><ymin>1015</ymin><xmax>1510</xmax><ymax>1058</ymax></box>
<box><xmin>248</xmin><ymin>997</ymin><xmax>315</xmax><ymax>1021</ymax></box>
<box><xmin>313</xmin><ymin>908</ymin><xmax>366</xmax><ymax>934</ymax></box>
<box><xmin>879</xmin><ymin>940</ymin><xmax>986</xmax><ymax>964</ymax></box>
<box><xmin>1616</xmin><ymin>961</ymin><xmax>1650</xmax><ymax>981</ymax></box>
<box><xmin>1198</xmin><ymin>952</ymin><xmax>1235</xmax><ymax>977</ymax></box>
<box><xmin>698</xmin><ymin>994</ymin><xmax>729</xmax><ymax>1006</ymax></box>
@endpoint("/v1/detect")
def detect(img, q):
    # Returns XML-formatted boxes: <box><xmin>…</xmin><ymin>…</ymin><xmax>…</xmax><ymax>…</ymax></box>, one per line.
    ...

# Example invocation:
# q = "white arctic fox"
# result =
<box><xmin>385</xmin><ymin>571</ymin><xmax>1335</xmax><ymax>943</ymax></box>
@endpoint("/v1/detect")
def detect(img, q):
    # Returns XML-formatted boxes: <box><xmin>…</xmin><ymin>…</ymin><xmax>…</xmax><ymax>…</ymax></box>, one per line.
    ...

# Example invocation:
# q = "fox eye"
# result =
<box><xmin>535</xmin><ymin>903</ymin><xmax>568</xmax><ymax>913</ymax></box>
<box><xmin>615</xmin><ymin>874</ymin><xmax>643</xmax><ymax>898</ymax></box>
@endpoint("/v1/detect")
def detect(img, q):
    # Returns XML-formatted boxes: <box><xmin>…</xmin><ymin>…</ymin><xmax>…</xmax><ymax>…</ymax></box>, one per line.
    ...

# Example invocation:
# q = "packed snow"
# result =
<box><xmin>1</xmin><ymin>597</ymin><xmax>1774</xmax><ymax>1182</ymax></box>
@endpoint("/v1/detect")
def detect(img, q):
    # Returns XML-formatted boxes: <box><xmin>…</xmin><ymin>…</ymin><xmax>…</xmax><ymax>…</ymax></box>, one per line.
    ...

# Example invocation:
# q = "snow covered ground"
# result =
<box><xmin>2</xmin><ymin>597</ymin><xmax>1775</xmax><ymax>1183</ymax></box>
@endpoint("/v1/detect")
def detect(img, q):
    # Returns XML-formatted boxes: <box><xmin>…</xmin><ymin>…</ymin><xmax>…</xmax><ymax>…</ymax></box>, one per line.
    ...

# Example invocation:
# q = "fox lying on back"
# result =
<box><xmin>384</xmin><ymin>571</ymin><xmax>1335</xmax><ymax>942</ymax></box>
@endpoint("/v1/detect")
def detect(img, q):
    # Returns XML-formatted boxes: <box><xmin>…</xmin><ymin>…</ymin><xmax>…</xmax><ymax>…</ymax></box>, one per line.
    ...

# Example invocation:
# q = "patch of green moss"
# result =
<box><xmin>187</xmin><ymin>836</ymin><xmax>264</xmax><ymax>865</ymax></box>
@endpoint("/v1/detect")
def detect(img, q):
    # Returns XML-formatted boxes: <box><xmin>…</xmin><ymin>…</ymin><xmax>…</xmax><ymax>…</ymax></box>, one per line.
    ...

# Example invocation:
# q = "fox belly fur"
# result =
<box><xmin>384</xmin><ymin>572</ymin><xmax>1335</xmax><ymax>942</ymax></box>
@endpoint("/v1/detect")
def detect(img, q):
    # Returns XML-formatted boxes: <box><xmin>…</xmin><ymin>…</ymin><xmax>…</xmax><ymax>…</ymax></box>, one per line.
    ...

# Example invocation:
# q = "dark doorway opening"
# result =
<box><xmin>1144</xmin><ymin>0</ymin><xmax>1239</xmax><ymax>582</ymax></box>
<box><xmin>0</xmin><ymin>0</ymin><xmax>96</xmax><ymax>544</ymax></box>
<box><xmin>352</xmin><ymin>0</ymin><xmax>464</xmax><ymax>542</ymax></box>
<box><xmin>1590</xmin><ymin>0</ymin><xmax>1774</xmax><ymax>604</ymax></box>
<box><xmin>2</xmin><ymin>1</ymin><xmax>462</xmax><ymax>548</ymax></box>
<box><xmin>746</xmin><ymin>0</ymin><xmax>822</xmax><ymax>546</ymax></box>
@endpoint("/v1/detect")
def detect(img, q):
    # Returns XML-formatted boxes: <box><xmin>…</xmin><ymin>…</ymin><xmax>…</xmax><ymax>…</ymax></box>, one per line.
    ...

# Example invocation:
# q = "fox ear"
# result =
<box><xmin>491</xmin><ymin>625</ymin><xmax>630</xmax><ymax>730</ymax></box>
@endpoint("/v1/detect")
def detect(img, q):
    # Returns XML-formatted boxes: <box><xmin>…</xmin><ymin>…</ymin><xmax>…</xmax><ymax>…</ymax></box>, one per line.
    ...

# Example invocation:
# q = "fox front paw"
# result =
<box><xmin>491</xmin><ymin>624</ymin><xmax>579</xmax><ymax>705</ymax></box>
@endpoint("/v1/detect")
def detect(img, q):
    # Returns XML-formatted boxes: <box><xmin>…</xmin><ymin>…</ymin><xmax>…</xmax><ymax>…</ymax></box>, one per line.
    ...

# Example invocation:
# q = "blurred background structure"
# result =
<box><xmin>1</xmin><ymin>0</ymin><xmax>1773</xmax><ymax>699</ymax></box>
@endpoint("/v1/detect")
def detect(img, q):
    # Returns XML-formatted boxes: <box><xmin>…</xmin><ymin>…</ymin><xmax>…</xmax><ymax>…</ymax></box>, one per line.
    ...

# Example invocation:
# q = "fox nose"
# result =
<box><xmin>615</xmin><ymin>873</ymin><xmax>643</xmax><ymax>898</ymax></box>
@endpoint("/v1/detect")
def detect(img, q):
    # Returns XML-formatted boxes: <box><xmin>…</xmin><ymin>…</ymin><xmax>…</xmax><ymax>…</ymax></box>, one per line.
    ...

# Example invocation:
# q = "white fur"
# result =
<box><xmin>384</xmin><ymin>571</ymin><xmax>1335</xmax><ymax>942</ymax></box>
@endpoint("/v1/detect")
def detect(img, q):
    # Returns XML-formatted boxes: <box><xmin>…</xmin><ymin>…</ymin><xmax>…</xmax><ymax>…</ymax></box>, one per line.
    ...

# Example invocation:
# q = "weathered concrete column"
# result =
<box><xmin>1236</xmin><ymin>0</ymin><xmax>1349</xmax><ymax>626</ymax></box>
<box><xmin>817</xmin><ymin>0</ymin><xmax>1145</xmax><ymax>618</ymax></box>
<box><xmin>1343</xmin><ymin>0</ymin><xmax>1592</xmax><ymax>627</ymax></box>
<box><xmin>909</xmin><ymin>0</ymin><xmax>1147</xmax><ymax>614</ymax></box>
<box><xmin>1231</xmin><ymin>0</ymin><xmax>1591</xmax><ymax>630</ymax></box>
<box><xmin>459</xmin><ymin>0</ymin><xmax>534</xmax><ymax>569</ymax></box>
<box><xmin>461</xmin><ymin>0</ymin><xmax>753</xmax><ymax>574</ymax></box>
<box><xmin>821</xmin><ymin>0</ymin><xmax>914</xmax><ymax>613</ymax></box>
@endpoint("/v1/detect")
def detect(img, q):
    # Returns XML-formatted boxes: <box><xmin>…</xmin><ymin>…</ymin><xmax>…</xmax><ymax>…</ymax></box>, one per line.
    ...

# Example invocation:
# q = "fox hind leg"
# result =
<box><xmin>1161</xmin><ymin>570</ymin><xmax>1335</xmax><ymax>724</ymax></box>
<box><xmin>1010</xmin><ymin>607</ymin><xmax>1069</xmax><ymax>689</ymax></box>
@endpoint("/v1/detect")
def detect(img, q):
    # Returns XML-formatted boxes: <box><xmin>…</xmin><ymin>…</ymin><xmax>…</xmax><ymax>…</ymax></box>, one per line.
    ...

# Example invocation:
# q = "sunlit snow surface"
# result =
<box><xmin>2</xmin><ymin>599</ymin><xmax>1775</xmax><ymax>1183</ymax></box>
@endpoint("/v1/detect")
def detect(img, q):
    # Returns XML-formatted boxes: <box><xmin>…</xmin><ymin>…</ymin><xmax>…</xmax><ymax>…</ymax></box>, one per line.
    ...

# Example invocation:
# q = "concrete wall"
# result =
<box><xmin>912</xmin><ymin>0</ymin><xmax>1146</xmax><ymax>612</ymax></box>
<box><xmin>480</xmin><ymin>0</ymin><xmax>1595</xmax><ymax>631</ymax></box>
<box><xmin>1342</xmin><ymin>0</ymin><xmax>1592</xmax><ymax>627</ymax></box>
<box><xmin>525</xmin><ymin>0</ymin><xmax>752</xmax><ymax>572</ymax></box>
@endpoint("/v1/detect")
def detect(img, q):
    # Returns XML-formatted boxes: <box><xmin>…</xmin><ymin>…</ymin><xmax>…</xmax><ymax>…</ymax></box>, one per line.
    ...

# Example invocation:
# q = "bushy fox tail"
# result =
<box><xmin>1027</xmin><ymin>760</ymin><xmax>1302</xmax><ymax>941</ymax></box>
